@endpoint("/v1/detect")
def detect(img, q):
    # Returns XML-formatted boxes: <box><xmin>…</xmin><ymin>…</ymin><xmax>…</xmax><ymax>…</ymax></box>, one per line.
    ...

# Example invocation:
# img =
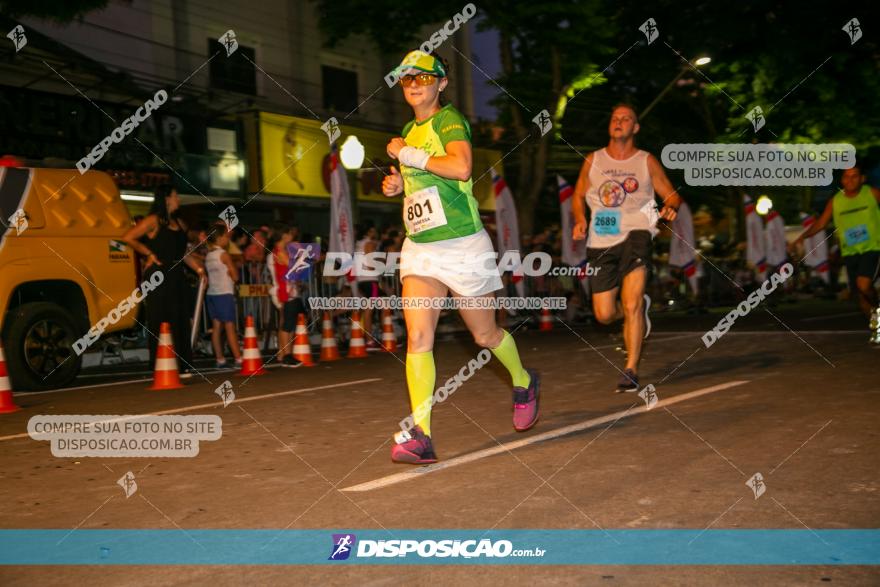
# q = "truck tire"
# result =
<box><xmin>4</xmin><ymin>302</ymin><xmax>83</xmax><ymax>391</ymax></box>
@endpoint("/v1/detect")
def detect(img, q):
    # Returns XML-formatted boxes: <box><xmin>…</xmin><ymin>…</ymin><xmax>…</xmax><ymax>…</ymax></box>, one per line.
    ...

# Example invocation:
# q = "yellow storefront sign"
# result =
<box><xmin>258</xmin><ymin>112</ymin><xmax>500</xmax><ymax>210</ymax></box>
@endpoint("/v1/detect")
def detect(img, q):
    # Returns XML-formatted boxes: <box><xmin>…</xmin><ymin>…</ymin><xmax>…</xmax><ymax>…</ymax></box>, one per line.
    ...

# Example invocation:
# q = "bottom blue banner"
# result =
<box><xmin>0</xmin><ymin>529</ymin><xmax>877</xmax><ymax>565</ymax></box>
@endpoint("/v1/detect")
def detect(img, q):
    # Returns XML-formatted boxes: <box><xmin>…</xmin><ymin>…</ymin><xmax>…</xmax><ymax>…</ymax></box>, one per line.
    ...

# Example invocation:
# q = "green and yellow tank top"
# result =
<box><xmin>832</xmin><ymin>185</ymin><xmax>880</xmax><ymax>256</ymax></box>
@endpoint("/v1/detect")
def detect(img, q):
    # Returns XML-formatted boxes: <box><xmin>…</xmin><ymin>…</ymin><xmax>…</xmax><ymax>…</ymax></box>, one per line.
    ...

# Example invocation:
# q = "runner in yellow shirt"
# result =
<box><xmin>796</xmin><ymin>163</ymin><xmax>880</xmax><ymax>326</ymax></box>
<box><xmin>382</xmin><ymin>50</ymin><xmax>539</xmax><ymax>464</ymax></box>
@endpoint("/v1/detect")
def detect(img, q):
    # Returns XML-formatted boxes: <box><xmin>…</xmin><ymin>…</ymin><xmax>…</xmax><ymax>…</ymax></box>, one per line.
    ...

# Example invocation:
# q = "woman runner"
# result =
<box><xmin>382</xmin><ymin>50</ymin><xmax>540</xmax><ymax>464</ymax></box>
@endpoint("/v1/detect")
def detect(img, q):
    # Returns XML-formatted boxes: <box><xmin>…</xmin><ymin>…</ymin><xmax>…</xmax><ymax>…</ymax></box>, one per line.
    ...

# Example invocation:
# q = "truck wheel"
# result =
<box><xmin>4</xmin><ymin>302</ymin><xmax>83</xmax><ymax>391</ymax></box>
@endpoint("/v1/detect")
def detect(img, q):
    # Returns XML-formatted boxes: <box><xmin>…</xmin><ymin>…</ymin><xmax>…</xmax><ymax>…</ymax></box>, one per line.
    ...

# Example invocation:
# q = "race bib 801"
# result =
<box><xmin>404</xmin><ymin>186</ymin><xmax>448</xmax><ymax>234</ymax></box>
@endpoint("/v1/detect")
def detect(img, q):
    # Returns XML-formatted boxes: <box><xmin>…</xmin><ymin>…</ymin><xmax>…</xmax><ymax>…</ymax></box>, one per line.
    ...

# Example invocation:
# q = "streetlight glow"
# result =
<box><xmin>756</xmin><ymin>195</ymin><xmax>773</xmax><ymax>215</ymax></box>
<box><xmin>340</xmin><ymin>135</ymin><xmax>365</xmax><ymax>170</ymax></box>
<box><xmin>694</xmin><ymin>56</ymin><xmax>712</xmax><ymax>66</ymax></box>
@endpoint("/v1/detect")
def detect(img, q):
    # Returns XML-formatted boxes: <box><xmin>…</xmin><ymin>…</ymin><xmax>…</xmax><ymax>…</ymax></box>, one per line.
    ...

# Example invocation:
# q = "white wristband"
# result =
<box><xmin>398</xmin><ymin>146</ymin><xmax>430</xmax><ymax>170</ymax></box>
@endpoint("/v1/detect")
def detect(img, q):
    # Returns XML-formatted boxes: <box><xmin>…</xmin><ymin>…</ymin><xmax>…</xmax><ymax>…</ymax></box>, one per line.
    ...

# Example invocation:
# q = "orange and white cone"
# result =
<box><xmin>319</xmin><ymin>312</ymin><xmax>341</xmax><ymax>361</ymax></box>
<box><xmin>539</xmin><ymin>307</ymin><xmax>553</xmax><ymax>332</ymax></box>
<box><xmin>149</xmin><ymin>322</ymin><xmax>184</xmax><ymax>390</ymax></box>
<box><xmin>347</xmin><ymin>311</ymin><xmax>367</xmax><ymax>358</ymax></box>
<box><xmin>0</xmin><ymin>342</ymin><xmax>21</xmax><ymax>413</ymax></box>
<box><xmin>239</xmin><ymin>315</ymin><xmax>265</xmax><ymax>376</ymax></box>
<box><xmin>293</xmin><ymin>314</ymin><xmax>316</xmax><ymax>366</ymax></box>
<box><xmin>381</xmin><ymin>309</ymin><xmax>397</xmax><ymax>352</ymax></box>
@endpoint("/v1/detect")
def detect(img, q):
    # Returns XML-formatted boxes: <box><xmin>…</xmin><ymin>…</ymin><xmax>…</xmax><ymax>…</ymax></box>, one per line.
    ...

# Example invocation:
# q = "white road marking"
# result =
<box><xmin>800</xmin><ymin>312</ymin><xmax>861</xmax><ymax>323</ymax></box>
<box><xmin>619</xmin><ymin>330</ymin><xmax>864</xmax><ymax>336</ymax></box>
<box><xmin>14</xmin><ymin>365</ymin><xmax>283</xmax><ymax>396</ymax></box>
<box><xmin>0</xmin><ymin>378</ymin><xmax>382</xmax><ymax>443</ymax></box>
<box><xmin>578</xmin><ymin>332</ymin><xmax>698</xmax><ymax>351</ymax></box>
<box><xmin>341</xmin><ymin>380</ymin><xmax>750</xmax><ymax>492</ymax></box>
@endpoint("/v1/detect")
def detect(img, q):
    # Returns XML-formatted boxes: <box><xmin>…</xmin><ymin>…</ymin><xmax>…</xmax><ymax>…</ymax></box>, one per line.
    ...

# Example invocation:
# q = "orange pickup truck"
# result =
<box><xmin>0</xmin><ymin>168</ymin><xmax>138</xmax><ymax>390</ymax></box>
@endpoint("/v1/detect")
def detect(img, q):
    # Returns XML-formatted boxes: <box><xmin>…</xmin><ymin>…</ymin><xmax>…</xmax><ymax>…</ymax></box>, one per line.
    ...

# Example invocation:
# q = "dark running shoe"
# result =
<box><xmin>391</xmin><ymin>425</ymin><xmax>437</xmax><ymax>464</ymax></box>
<box><xmin>281</xmin><ymin>355</ymin><xmax>303</xmax><ymax>368</ymax></box>
<box><xmin>513</xmin><ymin>368</ymin><xmax>541</xmax><ymax>432</ymax></box>
<box><xmin>616</xmin><ymin>369</ymin><xmax>639</xmax><ymax>393</ymax></box>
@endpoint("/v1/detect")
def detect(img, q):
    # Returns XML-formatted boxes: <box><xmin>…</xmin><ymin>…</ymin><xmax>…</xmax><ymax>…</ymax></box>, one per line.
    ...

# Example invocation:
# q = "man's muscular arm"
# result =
<box><xmin>647</xmin><ymin>153</ymin><xmax>682</xmax><ymax>221</ymax></box>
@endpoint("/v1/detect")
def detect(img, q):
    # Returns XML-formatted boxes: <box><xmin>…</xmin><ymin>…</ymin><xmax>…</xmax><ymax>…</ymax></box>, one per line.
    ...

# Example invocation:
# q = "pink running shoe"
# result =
<box><xmin>513</xmin><ymin>369</ymin><xmax>541</xmax><ymax>432</ymax></box>
<box><xmin>391</xmin><ymin>425</ymin><xmax>438</xmax><ymax>464</ymax></box>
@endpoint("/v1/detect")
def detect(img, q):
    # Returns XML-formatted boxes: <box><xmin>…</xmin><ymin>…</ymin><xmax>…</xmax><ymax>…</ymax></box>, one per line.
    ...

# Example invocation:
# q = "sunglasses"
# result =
<box><xmin>399</xmin><ymin>73</ymin><xmax>439</xmax><ymax>87</ymax></box>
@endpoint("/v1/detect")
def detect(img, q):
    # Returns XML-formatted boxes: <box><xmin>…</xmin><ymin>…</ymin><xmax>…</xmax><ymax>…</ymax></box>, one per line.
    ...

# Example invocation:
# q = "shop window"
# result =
<box><xmin>209</xmin><ymin>39</ymin><xmax>257</xmax><ymax>95</ymax></box>
<box><xmin>322</xmin><ymin>65</ymin><xmax>358</xmax><ymax>113</ymax></box>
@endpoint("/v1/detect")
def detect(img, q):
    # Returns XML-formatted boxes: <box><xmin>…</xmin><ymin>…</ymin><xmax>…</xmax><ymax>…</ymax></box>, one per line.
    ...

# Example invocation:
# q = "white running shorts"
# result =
<box><xmin>400</xmin><ymin>229</ymin><xmax>503</xmax><ymax>297</ymax></box>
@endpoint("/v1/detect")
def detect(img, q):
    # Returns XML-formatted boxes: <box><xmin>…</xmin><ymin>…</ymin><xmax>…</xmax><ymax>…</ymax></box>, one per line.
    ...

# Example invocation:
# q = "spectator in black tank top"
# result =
<box><xmin>122</xmin><ymin>184</ymin><xmax>205</xmax><ymax>375</ymax></box>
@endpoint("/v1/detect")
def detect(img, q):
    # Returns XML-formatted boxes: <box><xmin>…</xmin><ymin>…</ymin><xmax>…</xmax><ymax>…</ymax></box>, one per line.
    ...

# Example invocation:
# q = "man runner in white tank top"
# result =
<box><xmin>572</xmin><ymin>103</ymin><xmax>683</xmax><ymax>392</ymax></box>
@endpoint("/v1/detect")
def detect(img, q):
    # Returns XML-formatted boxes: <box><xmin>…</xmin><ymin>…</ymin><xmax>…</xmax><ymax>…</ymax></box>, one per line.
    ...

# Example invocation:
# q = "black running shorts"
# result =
<box><xmin>586</xmin><ymin>230</ymin><xmax>653</xmax><ymax>294</ymax></box>
<box><xmin>843</xmin><ymin>250</ymin><xmax>880</xmax><ymax>290</ymax></box>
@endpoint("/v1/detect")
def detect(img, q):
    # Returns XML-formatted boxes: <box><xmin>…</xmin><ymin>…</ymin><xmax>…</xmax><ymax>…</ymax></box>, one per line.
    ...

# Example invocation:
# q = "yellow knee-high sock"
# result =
<box><xmin>406</xmin><ymin>350</ymin><xmax>435</xmax><ymax>435</ymax></box>
<box><xmin>490</xmin><ymin>330</ymin><xmax>531</xmax><ymax>388</ymax></box>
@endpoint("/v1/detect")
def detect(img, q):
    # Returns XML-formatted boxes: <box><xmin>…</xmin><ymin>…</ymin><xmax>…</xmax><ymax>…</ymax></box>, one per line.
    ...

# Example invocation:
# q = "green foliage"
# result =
<box><xmin>0</xmin><ymin>0</ymin><xmax>109</xmax><ymax>21</ymax></box>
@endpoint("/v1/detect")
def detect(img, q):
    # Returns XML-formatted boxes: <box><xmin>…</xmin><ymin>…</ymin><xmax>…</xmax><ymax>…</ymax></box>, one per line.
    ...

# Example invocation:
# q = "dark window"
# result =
<box><xmin>322</xmin><ymin>65</ymin><xmax>358</xmax><ymax>113</ymax></box>
<box><xmin>208</xmin><ymin>39</ymin><xmax>257</xmax><ymax>95</ymax></box>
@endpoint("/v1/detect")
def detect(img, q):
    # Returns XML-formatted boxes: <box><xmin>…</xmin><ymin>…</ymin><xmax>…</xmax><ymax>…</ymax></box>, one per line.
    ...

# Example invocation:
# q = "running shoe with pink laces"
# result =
<box><xmin>391</xmin><ymin>425</ymin><xmax>438</xmax><ymax>464</ymax></box>
<box><xmin>513</xmin><ymin>369</ymin><xmax>541</xmax><ymax>432</ymax></box>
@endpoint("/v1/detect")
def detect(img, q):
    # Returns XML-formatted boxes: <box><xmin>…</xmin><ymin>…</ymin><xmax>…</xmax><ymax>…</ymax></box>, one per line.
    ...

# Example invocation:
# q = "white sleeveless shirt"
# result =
<box><xmin>206</xmin><ymin>247</ymin><xmax>235</xmax><ymax>295</ymax></box>
<box><xmin>586</xmin><ymin>148</ymin><xmax>657</xmax><ymax>248</ymax></box>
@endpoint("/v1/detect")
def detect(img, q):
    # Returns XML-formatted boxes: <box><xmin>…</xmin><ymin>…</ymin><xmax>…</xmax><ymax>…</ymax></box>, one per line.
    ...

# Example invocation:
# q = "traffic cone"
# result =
<box><xmin>293</xmin><ymin>314</ymin><xmax>316</xmax><ymax>366</ymax></box>
<box><xmin>149</xmin><ymin>322</ymin><xmax>184</xmax><ymax>390</ymax></box>
<box><xmin>539</xmin><ymin>308</ymin><xmax>553</xmax><ymax>332</ymax></box>
<box><xmin>380</xmin><ymin>309</ymin><xmax>397</xmax><ymax>352</ymax></box>
<box><xmin>239</xmin><ymin>315</ymin><xmax>265</xmax><ymax>376</ymax></box>
<box><xmin>319</xmin><ymin>312</ymin><xmax>341</xmax><ymax>361</ymax></box>
<box><xmin>0</xmin><ymin>342</ymin><xmax>21</xmax><ymax>413</ymax></box>
<box><xmin>347</xmin><ymin>311</ymin><xmax>367</xmax><ymax>358</ymax></box>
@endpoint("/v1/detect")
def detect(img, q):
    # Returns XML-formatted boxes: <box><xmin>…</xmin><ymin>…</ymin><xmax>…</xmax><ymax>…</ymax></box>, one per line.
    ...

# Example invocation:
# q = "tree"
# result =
<box><xmin>0</xmin><ymin>0</ymin><xmax>108</xmax><ymax>21</ymax></box>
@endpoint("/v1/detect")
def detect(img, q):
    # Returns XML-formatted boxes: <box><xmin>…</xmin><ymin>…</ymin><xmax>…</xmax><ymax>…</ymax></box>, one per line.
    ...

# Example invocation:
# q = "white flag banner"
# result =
<box><xmin>329</xmin><ymin>144</ymin><xmax>354</xmax><ymax>281</ymax></box>
<box><xmin>493</xmin><ymin>168</ymin><xmax>524</xmax><ymax>297</ymax></box>
<box><xmin>744</xmin><ymin>195</ymin><xmax>767</xmax><ymax>279</ymax></box>
<box><xmin>669</xmin><ymin>201</ymin><xmax>699</xmax><ymax>295</ymax></box>
<box><xmin>764</xmin><ymin>210</ymin><xmax>787</xmax><ymax>268</ymax></box>
<box><xmin>558</xmin><ymin>175</ymin><xmax>590</xmax><ymax>295</ymax></box>
<box><xmin>801</xmin><ymin>214</ymin><xmax>830</xmax><ymax>283</ymax></box>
